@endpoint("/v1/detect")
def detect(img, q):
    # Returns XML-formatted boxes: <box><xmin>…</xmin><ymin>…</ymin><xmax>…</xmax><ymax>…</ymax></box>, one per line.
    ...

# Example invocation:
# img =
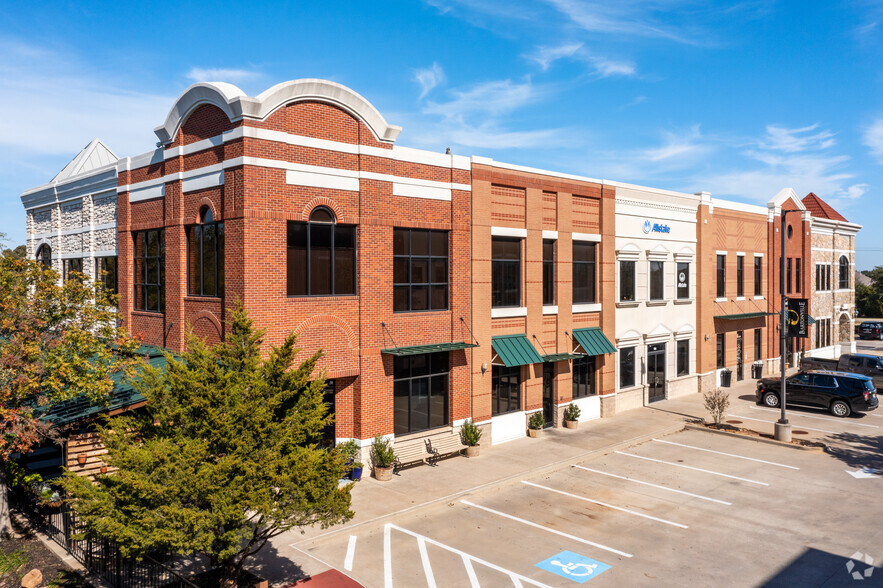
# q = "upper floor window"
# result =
<box><xmin>716</xmin><ymin>255</ymin><xmax>726</xmax><ymax>298</ymax></box>
<box><xmin>620</xmin><ymin>260</ymin><xmax>635</xmax><ymax>302</ymax></box>
<box><xmin>795</xmin><ymin>257</ymin><xmax>801</xmax><ymax>294</ymax></box>
<box><xmin>573</xmin><ymin>242</ymin><xmax>597</xmax><ymax>304</ymax></box>
<box><xmin>492</xmin><ymin>237</ymin><xmax>521</xmax><ymax>307</ymax></box>
<box><xmin>98</xmin><ymin>256</ymin><xmax>118</xmax><ymax>295</ymax></box>
<box><xmin>736</xmin><ymin>255</ymin><xmax>744</xmax><ymax>297</ymax></box>
<box><xmin>35</xmin><ymin>244</ymin><xmax>51</xmax><ymax>268</ymax></box>
<box><xmin>754</xmin><ymin>256</ymin><xmax>762</xmax><ymax>296</ymax></box>
<box><xmin>134</xmin><ymin>229</ymin><xmax>165</xmax><ymax>313</ymax></box>
<box><xmin>542</xmin><ymin>240</ymin><xmax>555</xmax><ymax>306</ymax></box>
<box><xmin>187</xmin><ymin>207</ymin><xmax>224</xmax><ymax>298</ymax></box>
<box><xmin>63</xmin><ymin>258</ymin><xmax>83</xmax><ymax>282</ymax></box>
<box><xmin>287</xmin><ymin>208</ymin><xmax>356</xmax><ymax>297</ymax></box>
<box><xmin>676</xmin><ymin>262</ymin><xmax>689</xmax><ymax>300</ymax></box>
<box><xmin>649</xmin><ymin>261</ymin><xmax>664</xmax><ymax>300</ymax></box>
<box><xmin>786</xmin><ymin>258</ymin><xmax>793</xmax><ymax>294</ymax></box>
<box><xmin>394</xmin><ymin>228</ymin><xmax>448</xmax><ymax>312</ymax></box>
<box><xmin>839</xmin><ymin>256</ymin><xmax>849</xmax><ymax>289</ymax></box>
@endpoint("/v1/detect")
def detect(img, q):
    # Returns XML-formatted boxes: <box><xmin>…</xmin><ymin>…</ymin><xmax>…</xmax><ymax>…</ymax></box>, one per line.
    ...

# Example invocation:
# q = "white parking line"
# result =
<box><xmin>384</xmin><ymin>524</ymin><xmax>393</xmax><ymax>588</ymax></box>
<box><xmin>652</xmin><ymin>438</ymin><xmax>799</xmax><ymax>469</ymax></box>
<box><xmin>417</xmin><ymin>536</ymin><xmax>437</xmax><ymax>588</ymax></box>
<box><xmin>749</xmin><ymin>405</ymin><xmax>880</xmax><ymax>428</ymax></box>
<box><xmin>460</xmin><ymin>500</ymin><xmax>633</xmax><ymax>557</ymax></box>
<box><xmin>728</xmin><ymin>414</ymin><xmax>839</xmax><ymax>435</ymax></box>
<box><xmin>344</xmin><ymin>535</ymin><xmax>357</xmax><ymax>571</ymax></box>
<box><xmin>572</xmin><ymin>465</ymin><xmax>732</xmax><ymax>505</ymax></box>
<box><xmin>522</xmin><ymin>480</ymin><xmax>689</xmax><ymax>528</ymax></box>
<box><xmin>387</xmin><ymin>523</ymin><xmax>556</xmax><ymax>587</ymax></box>
<box><xmin>614</xmin><ymin>451</ymin><xmax>769</xmax><ymax>486</ymax></box>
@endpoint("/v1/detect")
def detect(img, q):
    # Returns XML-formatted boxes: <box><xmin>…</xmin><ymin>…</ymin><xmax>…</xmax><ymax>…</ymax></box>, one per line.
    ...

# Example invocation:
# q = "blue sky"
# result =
<box><xmin>1</xmin><ymin>1</ymin><xmax>882</xmax><ymax>268</ymax></box>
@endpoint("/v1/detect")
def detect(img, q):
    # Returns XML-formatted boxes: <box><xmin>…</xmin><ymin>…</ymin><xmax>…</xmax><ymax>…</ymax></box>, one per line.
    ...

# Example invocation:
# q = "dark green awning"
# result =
<box><xmin>542</xmin><ymin>352</ymin><xmax>585</xmax><ymax>362</ymax></box>
<box><xmin>491</xmin><ymin>334</ymin><xmax>544</xmax><ymax>367</ymax></box>
<box><xmin>808</xmin><ymin>316</ymin><xmax>817</xmax><ymax>325</ymax></box>
<box><xmin>381</xmin><ymin>341</ymin><xmax>479</xmax><ymax>356</ymax></box>
<box><xmin>572</xmin><ymin>327</ymin><xmax>617</xmax><ymax>356</ymax></box>
<box><xmin>713</xmin><ymin>312</ymin><xmax>776</xmax><ymax>320</ymax></box>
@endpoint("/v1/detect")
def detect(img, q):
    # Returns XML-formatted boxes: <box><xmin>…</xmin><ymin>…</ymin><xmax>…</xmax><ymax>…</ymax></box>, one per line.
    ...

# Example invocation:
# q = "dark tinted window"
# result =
<box><xmin>812</xmin><ymin>374</ymin><xmax>836</xmax><ymax>388</ymax></box>
<box><xmin>620</xmin><ymin>347</ymin><xmax>635</xmax><ymax>388</ymax></box>
<box><xmin>716</xmin><ymin>255</ymin><xmax>726</xmax><ymax>298</ymax></box>
<box><xmin>393</xmin><ymin>228</ymin><xmax>448</xmax><ymax>312</ymax></box>
<box><xmin>287</xmin><ymin>210</ymin><xmax>356</xmax><ymax>296</ymax></box>
<box><xmin>492</xmin><ymin>365</ymin><xmax>521</xmax><ymax>415</ymax></box>
<box><xmin>492</xmin><ymin>238</ymin><xmax>521</xmax><ymax>307</ymax></box>
<box><xmin>620</xmin><ymin>261</ymin><xmax>635</xmax><ymax>302</ymax></box>
<box><xmin>676</xmin><ymin>262</ymin><xmax>689</xmax><ymax>299</ymax></box>
<box><xmin>573</xmin><ymin>242</ymin><xmax>597</xmax><ymax>304</ymax></box>
<box><xmin>542</xmin><ymin>240</ymin><xmax>555</xmax><ymax>305</ymax></box>
<box><xmin>649</xmin><ymin>261</ymin><xmax>664</xmax><ymax>300</ymax></box>
<box><xmin>393</xmin><ymin>352</ymin><xmax>449</xmax><ymax>434</ymax></box>
<box><xmin>790</xmin><ymin>373</ymin><xmax>812</xmax><ymax>385</ymax></box>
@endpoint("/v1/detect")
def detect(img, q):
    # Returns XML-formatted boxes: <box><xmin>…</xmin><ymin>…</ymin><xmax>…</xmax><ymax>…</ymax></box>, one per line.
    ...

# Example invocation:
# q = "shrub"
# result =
<box><xmin>459</xmin><ymin>419</ymin><xmax>482</xmax><ymax>446</ymax></box>
<box><xmin>528</xmin><ymin>411</ymin><xmax>545</xmax><ymax>430</ymax></box>
<box><xmin>703</xmin><ymin>387</ymin><xmax>730</xmax><ymax>426</ymax></box>
<box><xmin>371</xmin><ymin>435</ymin><xmax>396</xmax><ymax>468</ymax></box>
<box><xmin>337</xmin><ymin>439</ymin><xmax>360</xmax><ymax>464</ymax></box>
<box><xmin>564</xmin><ymin>403</ymin><xmax>581</xmax><ymax>422</ymax></box>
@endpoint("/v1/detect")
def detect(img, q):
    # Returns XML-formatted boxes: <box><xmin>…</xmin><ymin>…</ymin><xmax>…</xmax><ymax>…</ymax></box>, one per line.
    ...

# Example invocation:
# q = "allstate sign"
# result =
<box><xmin>642</xmin><ymin>220</ymin><xmax>671</xmax><ymax>234</ymax></box>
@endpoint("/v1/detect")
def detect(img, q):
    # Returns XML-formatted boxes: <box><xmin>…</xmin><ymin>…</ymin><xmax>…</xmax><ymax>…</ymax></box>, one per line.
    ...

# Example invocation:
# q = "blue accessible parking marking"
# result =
<box><xmin>536</xmin><ymin>551</ymin><xmax>611</xmax><ymax>583</ymax></box>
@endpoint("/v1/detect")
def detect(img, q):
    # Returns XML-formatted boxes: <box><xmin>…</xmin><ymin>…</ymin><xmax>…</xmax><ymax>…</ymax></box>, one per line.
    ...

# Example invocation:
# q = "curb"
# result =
<box><xmin>297</xmin><ymin>420</ymin><xmax>688</xmax><ymax>548</ymax></box>
<box><xmin>684</xmin><ymin>424</ymin><xmax>826</xmax><ymax>452</ymax></box>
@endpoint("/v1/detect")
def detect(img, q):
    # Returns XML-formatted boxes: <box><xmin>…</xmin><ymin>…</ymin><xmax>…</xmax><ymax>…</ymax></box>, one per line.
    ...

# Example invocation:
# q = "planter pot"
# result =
<box><xmin>77</xmin><ymin>454</ymin><xmax>87</xmax><ymax>465</ymax></box>
<box><xmin>351</xmin><ymin>466</ymin><xmax>363</xmax><ymax>481</ymax></box>
<box><xmin>564</xmin><ymin>420</ymin><xmax>578</xmax><ymax>429</ymax></box>
<box><xmin>374</xmin><ymin>465</ymin><xmax>394</xmax><ymax>481</ymax></box>
<box><xmin>465</xmin><ymin>445</ymin><xmax>480</xmax><ymax>458</ymax></box>
<box><xmin>100</xmin><ymin>465</ymin><xmax>108</xmax><ymax>474</ymax></box>
<box><xmin>527</xmin><ymin>429</ymin><xmax>540</xmax><ymax>438</ymax></box>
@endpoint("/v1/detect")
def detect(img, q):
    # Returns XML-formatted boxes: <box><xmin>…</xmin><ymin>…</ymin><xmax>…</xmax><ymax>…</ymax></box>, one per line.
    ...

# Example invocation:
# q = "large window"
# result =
<box><xmin>754</xmin><ymin>256</ymin><xmax>762</xmax><ymax>296</ymax></box>
<box><xmin>36</xmin><ymin>244</ymin><xmax>51</xmax><ymax>268</ymax></box>
<box><xmin>573</xmin><ymin>242</ymin><xmax>597</xmax><ymax>304</ymax></box>
<box><xmin>839</xmin><ymin>256</ymin><xmax>849</xmax><ymax>289</ymax></box>
<box><xmin>736</xmin><ymin>256</ymin><xmax>744</xmax><ymax>297</ymax></box>
<box><xmin>620</xmin><ymin>347</ymin><xmax>635</xmax><ymax>388</ymax></box>
<box><xmin>394</xmin><ymin>228</ymin><xmax>448</xmax><ymax>312</ymax></box>
<box><xmin>676</xmin><ymin>262</ymin><xmax>689</xmax><ymax>300</ymax></box>
<box><xmin>649</xmin><ymin>261</ymin><xmax>664</xmax><ymax>300</ymax></box>
<box><xmin>677</xmin><ymin>339</ymin><xmax>689</xmax><ymax>377</ymax></box>
<box><xmin>620</xmin><ymin>261</ymin><xmax>635</xmax><ymax>302</ymax></box>
<box><xmin>98</xmin><ymin>256</ymin><xmax>118</xmax><ymax>295</ymax></box>
<box><xmin>716</xmin><ymin>255</ymin><xmax>726</xmax><ymax>298</ymax></box>
<box><xmin>63</xmin><ymin>258</ymin><xmax>83</xmax><ymax>282</ymax></box>
<box><xmin>287</xmin><ymin>208</ymin><xmax>356</xmax><ymax>296</ymax></box>
<box><xmin>573</xmin><ymin>356</ymin><xmax>596</xmax><ymax>398</ymax></box>
<box><xmin>754</xmin><ymin>328</ymin><xmax>762</xmax><ymax>361</ymax></box>
<box><xmin>393</xmin><ymin>353</ymin><xmax>449</xmax><ymax>435</ymax></box>
<box><xmin>542</xmin><ymin>240</ymin><xmax>555</xmax><ymax>306</ymax></box>
<box><xmin>492</xmin><ymin>365</ymin><xmax>521</xmax><ymax>415</ymax></box>
<box><xmin>134</xmin><ymin>229</ymin><xmax>164</xmax><ymax>313</ymax></box>
<box><xmin>716</xmin><ymin>333</ymin><xmax>725</xmax><ymax>369</ymax></box>
<box><xmin>492</xmin><ymin>237</ymin><xmax>521</xmax><ymax>307</ymax></box>
<box><xmin>187</xmin><ymin>207</ymin><xmax>224</xmax><ymax>297</ymax></box>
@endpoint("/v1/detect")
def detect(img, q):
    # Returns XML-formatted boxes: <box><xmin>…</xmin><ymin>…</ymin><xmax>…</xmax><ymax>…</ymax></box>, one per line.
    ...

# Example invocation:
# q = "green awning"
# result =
<box><xmin>808</xmin><ymin>316</ymin><xmax>817</xmax><ymax>325</ymax></box>
<box><xmin>491</xmin><ymin>334</ymin><xmax>544</xmax><ymax>367</ymax></box>
<box><xmin>713</xmin><ymin>312</ymin><xmax>776</xmax><ymax>320</ymax></box>
<box><xmin>542</xmin><ymin>352</ymin><xmax>585</xmax><ymax>362</ymax></box>
<box><xmin>381</xmin><ymin>341</ymin><xmax>478</xmax><ymax>356</ymax></box>
<box><xmin>572</xmin><ymin>327</ymin><xmax>617</xmax><ymax>356</ymax></box>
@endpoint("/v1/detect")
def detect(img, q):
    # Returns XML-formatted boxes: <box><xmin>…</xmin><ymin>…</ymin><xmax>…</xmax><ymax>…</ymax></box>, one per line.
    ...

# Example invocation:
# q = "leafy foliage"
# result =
<box><xmin>370</xmin><ymin>436</ymin><xmax>396</xmax><ymax>468</ymax></box>
<box><xmin>459</xmin><ymin>419</ymin><xmax>482</xmax><ymax>446</ymax></box>
<box><xmin>61</xmin><ymin>302</ymin><xmax>353</xmax><ymax>585</ymax></box>
<box><xmin>564</xmin><ymin>403</ymin><xmax>581</xmax><ymax>422</ymax></box>
<box><xmin>528</xmin><ymin>411</ymin><xmax>545</xmax><ymax>430</ymax></box>
<box><xmin>0</xmin><ymin>253</ymin><xmax>139</xmax><ymax>456</ymax></box>
<box><xmin>703</xmin><ymin>387</ymin><xmax>730</xmax><ymax>426</ymax></box>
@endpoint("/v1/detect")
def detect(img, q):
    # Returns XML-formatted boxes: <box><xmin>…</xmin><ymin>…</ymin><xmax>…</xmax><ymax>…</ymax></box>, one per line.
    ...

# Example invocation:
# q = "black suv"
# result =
<box><xmin>860</xmin><ymin>322</ymin><xmax>883</xmax><ymax>340</ymax></box>
<box><xmin>756</xmin><ymin>371</ymin><xmax>879</xmax><ymax>417</ymax></box>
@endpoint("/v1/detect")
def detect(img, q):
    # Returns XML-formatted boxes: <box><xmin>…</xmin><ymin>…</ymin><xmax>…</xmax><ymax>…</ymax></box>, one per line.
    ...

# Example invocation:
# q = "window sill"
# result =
<box><xmin>616</xmin><ymin>301</ymin><xmax>640</xmax><ymax>308</ymax></box>
<box><xmin>736</xmin><ymin>296</ymin><xmax>746</xmax><ymax>301</ymax></box>
<box><xmin>573</xmin><ymin>303</ymin><xmax>602</xmax><ymax>314</ymax></box>
<box><xmin>184</xmin><ymin>295</ymin><xmax>222</xmax><ymax>302</ymax></box>
<box><xmin>714</xmin><ymin>297</ymin><xmax>727</xmax><ymax>303</ymax></box>
<box><xmin>753</xmin><ymin>296</ymin><xmax>764</xmax><ymax>300</ymax></box>
<box><xmin>393</xmin><ymin>309</ymin><xmax>451</xmax><ymax>315</ymax></box>
<box><xmin>673</xmin><ymin>298</ymin><xmax>693</xmax><ymax>305</ymax></box>
<box><xmin>287</xmin><ymin>295</ymin><xmax>358</xmax><ymax>301</ymax></box>
<box><xmin>542</xmin><ymin>305</ymin><xmax>558</xmax><ymax>315</ymax></box>
<box><xmin>646</xmin><ymin>300</ymin><xmax>668</xmax><ymax>307</ymax></box>
<box><xmin>492</xmin><ymin>306</ymin><xmax>527</xmax><ymax>318</ymax></box>
<box><xmin>132</xmin><ymin>310</ymin><xmax>164</xmax><ymax>317</ymax></box>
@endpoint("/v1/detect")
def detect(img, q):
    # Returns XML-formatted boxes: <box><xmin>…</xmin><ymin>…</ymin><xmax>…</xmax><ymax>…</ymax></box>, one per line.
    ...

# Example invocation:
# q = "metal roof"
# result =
<box><xmin>541</xmin><ymin>352</ymin><xmax>585</xmax><ymax>362</ymax></box>
<box><xmin>491</xmin><ymin>334</ymin><xmax>544</xmax><ymax>367</ymax></box>
<box><xmin>381</xmin><ymin>341</ymin><xmax>478</xmax><ymax>356</ymax></box>
<box><xmin>572</xmin><ymin>328</ymin><xmax>617</xmax><ymax>356</ymax></box>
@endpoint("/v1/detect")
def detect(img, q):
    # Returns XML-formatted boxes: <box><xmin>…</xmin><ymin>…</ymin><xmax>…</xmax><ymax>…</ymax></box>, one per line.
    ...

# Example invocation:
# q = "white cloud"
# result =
<box><xmin>758</xmin><ymin>124</ymin><xmax>836</xmax><ymax>153</ymax></box>
<box><xmin>526</xmin><ymin>42</ymin><xmax>635</xmax><ymax>77</ymax></box>
<box><xmin>527</xmin><ymin>42</ymin><xmax>584</xmax><ymax>70</ymax></box>
<box><xmin>864</xmin><ymin>118</ymin><xmax>883</xmax><ymax>163</ymax></box>
<box><xmin>413</xmin><ymin>62</ymin><xmax>446</xmax><ymax>99</ymax></box>
<box><xmin>643</xmin><ymin>126</ymin><xmax>709</xmax><ymax>162</ymax></box>
<box><xmin>544</xmin><ymin>0</ymin><xmax>697</xmax><ymax>44</ymax></box>
<box><xmin>185</xmin><ymin>67</ymin><xmax>260</xmax><ymax>84</ymax></box>
<box><xmin>423</xmin><ymin>78</ymin><xmax>541</xmax><ymax>120</ymax></box>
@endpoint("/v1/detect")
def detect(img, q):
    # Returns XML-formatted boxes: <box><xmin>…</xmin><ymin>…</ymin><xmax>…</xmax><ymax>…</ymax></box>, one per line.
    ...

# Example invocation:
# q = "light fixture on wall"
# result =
<box><xmin>481</xmin><ymin>361</ymin><xmax>488</xmax><ymax>374</ymax></box>
<box><xmin>704</xmin><ymin>334</ymin><xmax>709</xmax><ymax>342</ymax></box>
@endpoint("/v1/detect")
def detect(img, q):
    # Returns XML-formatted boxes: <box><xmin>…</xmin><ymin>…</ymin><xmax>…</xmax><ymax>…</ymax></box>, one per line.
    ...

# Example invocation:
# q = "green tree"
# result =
<box><xmin>61</xmin><ymin>303</ymin><xmax>353</xmax><ymax>587</ymax></box>
<box><xmin>1</xmin><ymin>245</ymin><xmax>26</xmax><ymax>259</ymax></box>
<box><xmin>0</xmin><ymin>243</ymin><xmax>139</xmax><ymax>536</ymax></box>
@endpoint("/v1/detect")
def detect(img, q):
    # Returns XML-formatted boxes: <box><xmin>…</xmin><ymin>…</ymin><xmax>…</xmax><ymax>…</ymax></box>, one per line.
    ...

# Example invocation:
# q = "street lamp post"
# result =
<box><xmin>776</xmin><ymin>209</ymin><xmax>798</xmax><ymax>442</ymax></box>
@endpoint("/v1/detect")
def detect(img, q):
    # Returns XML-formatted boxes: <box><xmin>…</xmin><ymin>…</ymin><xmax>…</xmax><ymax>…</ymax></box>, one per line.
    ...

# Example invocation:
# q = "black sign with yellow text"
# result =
<box><xmin>786</xmin><ymin>298</ymin><xmax>809</xmax><ymax>338</ymax></box>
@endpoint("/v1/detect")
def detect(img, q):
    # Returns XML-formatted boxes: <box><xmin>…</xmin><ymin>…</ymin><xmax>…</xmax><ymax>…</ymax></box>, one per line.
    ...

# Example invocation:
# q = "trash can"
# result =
<box><xmin>751</xmin><ymin>361</ymin><xmax>763</xmax><ymax>379</ymax></box>
<box><xmin>720</xmin><ymin>369</ymin><xmax>732</xmax><ymax>387</ymax></box>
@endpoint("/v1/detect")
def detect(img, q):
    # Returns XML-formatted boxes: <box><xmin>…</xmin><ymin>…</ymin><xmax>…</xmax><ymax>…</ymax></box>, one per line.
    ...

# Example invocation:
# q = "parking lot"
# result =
<box><xmin>293</xmin><ymin>427</ymin><xmax>883</xmax><ymax>587</ymax></box>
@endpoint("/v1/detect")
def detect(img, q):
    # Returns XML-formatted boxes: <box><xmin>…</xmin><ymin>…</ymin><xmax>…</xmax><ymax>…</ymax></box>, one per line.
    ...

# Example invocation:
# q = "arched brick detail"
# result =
<box><xmin>190</xmin><ymin>310</ymin><xmax>223</xmax><ymax>346</ymax></box>
<box><xmin>294</xmin><ymin>314</ymin><xmax>359</xmax><ymax>378</ymax></box>
<box><xmin>194</xmin><ymin>196</ymin><xmax>219</xmax><ymax>223</ymax></box>
<box><xmin>294</xmin><ymin>314</ymin><xmax>357</xmax><ymax>348</ymax></box>
<box><xmin>302</xmin><ymin>198</ymin><xmax>346</xmax><ymax>224</ymax></box>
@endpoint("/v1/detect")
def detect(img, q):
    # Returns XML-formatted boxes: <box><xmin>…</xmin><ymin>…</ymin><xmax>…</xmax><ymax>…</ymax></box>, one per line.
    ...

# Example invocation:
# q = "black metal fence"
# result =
<box><xmin>13</xmin><ymin>490</ymin><xmax>207</xmax><ymax>588</ymax></box>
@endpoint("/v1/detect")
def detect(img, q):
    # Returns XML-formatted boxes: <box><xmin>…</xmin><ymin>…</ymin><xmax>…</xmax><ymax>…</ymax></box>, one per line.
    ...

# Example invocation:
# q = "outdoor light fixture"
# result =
<box><xmin>481</xmin><ymin>361</ymin><xmax>488</xmax><ymax>374</ymax></box>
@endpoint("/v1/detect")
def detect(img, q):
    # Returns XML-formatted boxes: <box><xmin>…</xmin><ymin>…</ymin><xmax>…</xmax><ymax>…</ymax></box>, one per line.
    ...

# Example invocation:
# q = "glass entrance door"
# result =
<box><xmin>736</xmin><ymin>331</ymin><xmax>744</xmax><ymax>381</ymax></box>
<box><xmin>542</xmin><ymin>363</ymin><xmax>555</xmax><ymax>427</ymax></box>
<box><xmin>647</xmin><ymin>344</ymin><xmax>666</xmax><ymax>402</ymax></box>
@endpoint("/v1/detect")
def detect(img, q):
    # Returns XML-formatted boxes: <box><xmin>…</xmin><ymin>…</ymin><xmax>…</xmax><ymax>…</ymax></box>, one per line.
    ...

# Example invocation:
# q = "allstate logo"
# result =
<box><xmin>846</xmin><ymin>552</ymin><xmax>875</xmax><ymax>580</ymax></box>
<box><xmin>642</xmin><ymin>220</ymin><xmax>652</xmax><ymax>234</ymax></box>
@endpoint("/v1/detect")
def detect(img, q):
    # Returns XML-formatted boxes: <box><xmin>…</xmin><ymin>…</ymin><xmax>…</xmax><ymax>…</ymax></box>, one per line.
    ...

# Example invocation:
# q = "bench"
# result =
<box><xmin>425</xmin><ymin>436</ymin><xmax>467</xmax><ymax>466</ymax></box>
<box><xmin>392</xmin><ymin>433</ymin><xmax>468</xmax><ymax>474</ymax></box>
<box><xmin>393</xmin><ymin>440</ymin><xmax>432</xmax><ymax>474</ymax></box>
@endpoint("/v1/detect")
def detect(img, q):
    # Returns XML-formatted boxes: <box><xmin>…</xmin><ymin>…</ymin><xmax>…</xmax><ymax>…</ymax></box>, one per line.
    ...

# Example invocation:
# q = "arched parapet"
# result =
<box><xmin>155</xmin><ymin>79</ymin><xmax>402</xmax><ymax>146</ymax></box>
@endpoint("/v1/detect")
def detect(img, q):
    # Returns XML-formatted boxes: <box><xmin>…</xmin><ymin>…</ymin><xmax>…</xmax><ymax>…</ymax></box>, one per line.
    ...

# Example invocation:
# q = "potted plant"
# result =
<box><xmin>459</xmin><ymin>419</ymin><xmax>482</xmax><ymax>458</ymax></box>
<box><xmin>77</xmin><ymin>453</ymin><xmax>87</xmax><ymax>466</ymax></box>
<box><xmin>38</xmin><ymin>484</ymin><xmax>62</xmax><ymax>509</ymax></box>
<box><xmin>100</xmin><ymin>464</ymin><xmax>108</xmax><ymax>474</ymax></box>
<box><xmin>350</xmin><ymin>461</ymin><xmax>363</xmax><ymax>481</ymax></box>
<box><xmin>528</xmin><ymin>411</ymin><xmax>545</xmax><ymax>438</ymax></box>
<box><xmin>564</xmin><ymin>403</ymin><xmax>581</xmax><ymax>429</ymax></box>
<box><xmin>337</xmin><ymin>439</ymin><xmax>360</xmax><ymax>480</ymax></box>
<box><xmin>371</xmin><ymin>436</ymin><xmax>396</xmax><ymax>481</ymax></box>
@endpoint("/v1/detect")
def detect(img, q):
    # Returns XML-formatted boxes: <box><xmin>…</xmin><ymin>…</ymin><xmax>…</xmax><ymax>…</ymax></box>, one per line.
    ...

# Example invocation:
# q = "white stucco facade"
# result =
<box><xmin>614</xmin><ymin>183</ymin><xmax>700</xmax><ymax>409</ymax></box>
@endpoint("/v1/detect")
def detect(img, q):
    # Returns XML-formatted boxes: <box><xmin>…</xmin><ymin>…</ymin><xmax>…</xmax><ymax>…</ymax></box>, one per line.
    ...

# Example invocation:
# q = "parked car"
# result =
<box><xmin>756</xmin><ymin>371</ymin><xmax>879</xmax><ymax>417</ymax></box>
<box><xmin>859</xmin><ymin>321</ymin><xmax>883</xmax><ymax>340</ymax></box>
<box><xmin>800</xmin><ymin>353</ymin><xmax>883</xmax><ymax>389</ymax></box>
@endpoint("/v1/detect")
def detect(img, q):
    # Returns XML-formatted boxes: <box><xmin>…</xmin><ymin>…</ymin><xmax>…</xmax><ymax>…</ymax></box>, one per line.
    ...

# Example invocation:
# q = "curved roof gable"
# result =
<box><xmin>154</xmin><ymin>79</ymin><xmax>402</xmax><ymax>146</ymax></box>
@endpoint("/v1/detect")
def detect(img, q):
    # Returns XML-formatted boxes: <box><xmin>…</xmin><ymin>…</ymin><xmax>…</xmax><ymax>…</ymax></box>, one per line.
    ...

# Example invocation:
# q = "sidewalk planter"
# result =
<box><xmin>373</xmin><ymin>465</ymin><xmax>393</xmax><ymax>481</ymax></box>
<box><xmin>460</xmin><ymin>419</ymin><xmax>483</xmax><ymax>457</ymax></box>
<box><xmin>371</xmin><ymin>435</ymin><xmax>396</xmax><ymax>482</ymax></box>
<box><xmin>465</xmin><ymin>445</ymin><xmax>480</xmax><ymax>458</ymax></box>
<box><xmin>564</xmin><ymin>420</ymin><xmax>578</xmax><ymax>429</ymax></box>
<box><xmin>527</xmin><ymin>429</ymin><xmax>540</xmax><ymax>438</ymax></box>
<box><xmin>564</xmin><ymin>403</ymin><xmax>581</xmax><ymax>429</ymax></box>
<box><xmin>527</xmin><ymin>411</ymin><xmax>545</xmax><ymax>438</ymax></box>
<box><xmin>350</xmin><ymin>463</ymin><xmax>363</xmax><ymax>481</ymax></box>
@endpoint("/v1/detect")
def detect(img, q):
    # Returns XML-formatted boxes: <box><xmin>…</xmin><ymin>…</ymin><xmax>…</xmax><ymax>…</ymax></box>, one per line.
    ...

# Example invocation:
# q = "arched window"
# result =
<box><xmin>187</xmin><ymin>206</ymin><xmax>224</xmax><ymax>297</ymax></box>
<box><xmin>287</xmin><ymin>207</ymin><xmax>356</xmax><ymax>296</ymax></box>
<box><xmin>839</xmin><ymin>256</ymin><xmax>849</xmax><ymax>290</ymax></box>
<box><xmin>35</xmin><ymin>244</ymin><xmax>51</xmax><ymax>268</ymax></box>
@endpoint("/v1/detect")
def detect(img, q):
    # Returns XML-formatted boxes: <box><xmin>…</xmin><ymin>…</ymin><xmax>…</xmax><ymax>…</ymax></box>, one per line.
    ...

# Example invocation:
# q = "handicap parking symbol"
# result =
<box><xmin>536</xmin><ymin>551</ymin><xmax>611</xmax><ymax>584</ymax></box>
